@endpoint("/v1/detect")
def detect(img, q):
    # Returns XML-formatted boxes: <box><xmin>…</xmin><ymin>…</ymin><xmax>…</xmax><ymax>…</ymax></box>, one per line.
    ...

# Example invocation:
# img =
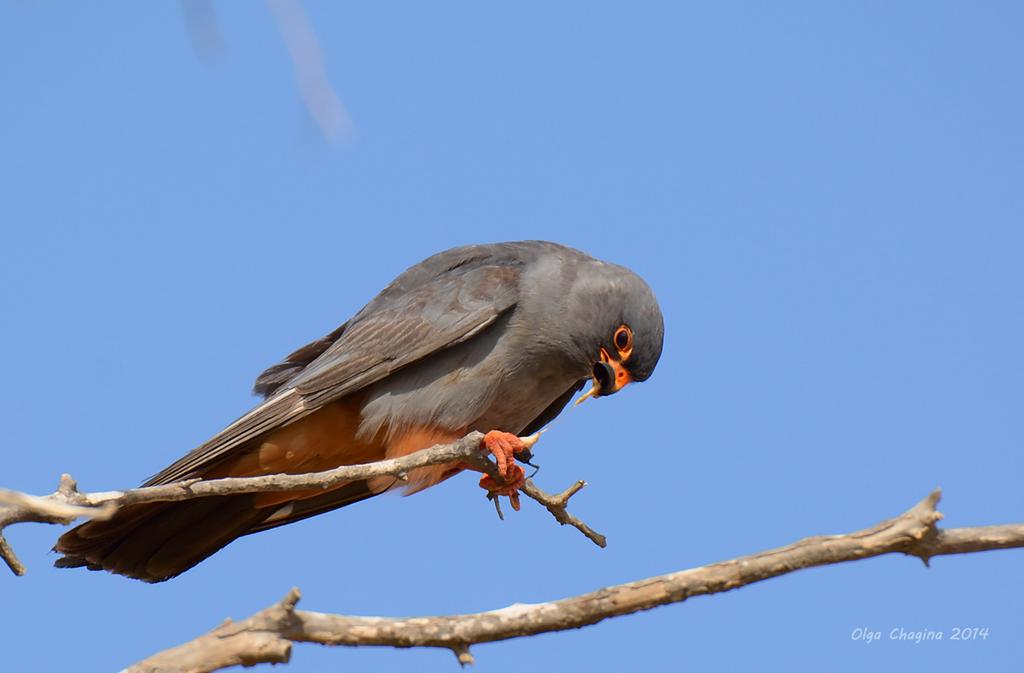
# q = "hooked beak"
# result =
<box><xmin>575</xmin><ymin>348</ymin><xmax>633</xmax><ymax>405</ymax></box>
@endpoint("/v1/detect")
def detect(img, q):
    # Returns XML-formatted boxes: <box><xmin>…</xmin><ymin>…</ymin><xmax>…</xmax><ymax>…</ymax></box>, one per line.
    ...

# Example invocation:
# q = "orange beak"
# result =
<box><xmin>575</xmin><ymin>348</ymin><xmax>633</xmax><ymax>405</ymax></box>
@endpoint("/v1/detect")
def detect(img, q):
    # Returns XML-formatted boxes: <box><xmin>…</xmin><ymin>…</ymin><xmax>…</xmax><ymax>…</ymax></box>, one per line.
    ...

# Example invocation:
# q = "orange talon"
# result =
<box><xmin>478</xmin><ymin>430</ymin><xmax>528</xmax><ymax>511</ymax></box>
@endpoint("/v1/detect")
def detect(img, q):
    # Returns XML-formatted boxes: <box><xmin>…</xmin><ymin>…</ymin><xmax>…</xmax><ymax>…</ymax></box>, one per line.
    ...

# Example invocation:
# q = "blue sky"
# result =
<box><xmin>2</xmin><ymin>2</ymin><xmax>1022</xmax><ymax>671</ymax></box>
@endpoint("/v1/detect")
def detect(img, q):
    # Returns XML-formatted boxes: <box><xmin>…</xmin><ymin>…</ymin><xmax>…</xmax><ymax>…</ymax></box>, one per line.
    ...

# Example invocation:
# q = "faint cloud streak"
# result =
<box><xmin>266</xmin><ymin>0</ymin><xmax>355</xmax><ymax>145</ymax></box>
<box><xmin>180</xmin><ymin>0</ymin><xmax>354</xmax><ymax>145</ymax></box>
<box><xmin>180</xmin><ymin>0</ymin><xmax>225</xmax><ymax>63</ymax></box>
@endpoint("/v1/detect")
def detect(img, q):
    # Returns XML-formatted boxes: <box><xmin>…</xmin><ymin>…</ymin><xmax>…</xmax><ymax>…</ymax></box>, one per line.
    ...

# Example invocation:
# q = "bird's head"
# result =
<box><xmin>570</xmin><ymin>263</ymin><xmax>664</xmax><ymax>404</ymax></box>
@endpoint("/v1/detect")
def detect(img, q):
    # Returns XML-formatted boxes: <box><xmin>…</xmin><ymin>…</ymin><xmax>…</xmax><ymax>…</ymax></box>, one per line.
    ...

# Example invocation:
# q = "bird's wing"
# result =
<box><xmin>145</xmin><ymin>260</ymin><xmax>522</xmax><ymax>486</ymax></box>
<box><xmin>254</xmin><ymin>241</ymin><xmax>546</xmax><ymax>398</ymax></box>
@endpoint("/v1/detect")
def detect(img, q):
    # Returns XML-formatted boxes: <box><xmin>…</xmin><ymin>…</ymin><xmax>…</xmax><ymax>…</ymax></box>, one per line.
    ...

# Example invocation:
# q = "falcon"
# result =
<box><xmin>55</xmin><ymin>241</ymin><xmax>664</xmax><ymax>581</ymax></box>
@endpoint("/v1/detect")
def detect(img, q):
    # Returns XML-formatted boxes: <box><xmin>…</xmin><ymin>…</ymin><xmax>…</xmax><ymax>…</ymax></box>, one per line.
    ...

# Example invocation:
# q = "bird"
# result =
<box><xmin>54</xmin><ymin>240</ymin><xmax>664</xmax><ymax>582</ymax></box>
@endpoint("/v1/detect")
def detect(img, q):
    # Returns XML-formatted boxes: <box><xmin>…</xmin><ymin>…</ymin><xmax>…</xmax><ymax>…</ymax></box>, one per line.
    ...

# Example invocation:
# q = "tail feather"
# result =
<box><xmin>136</xmin><ymin>497</ymin><xmax>266</xmax><ymax>580</ymax></box>
<box><xmin>54</xmin><ymin>482</ymin><xmax>378</xmax><ymax>582</ymax></box>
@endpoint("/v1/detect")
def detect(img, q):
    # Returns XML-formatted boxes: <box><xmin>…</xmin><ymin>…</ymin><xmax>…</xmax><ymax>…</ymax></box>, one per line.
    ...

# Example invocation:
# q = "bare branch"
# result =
<box><xmin>0</xmin><ymin>432</ymin><xmax>604</xmax><ymax>575</ymax></box>
<box><xmin>125</xmin><ymin>489</ymin><xmax>1024</xmax><ymax>672</ymax></box>
<box><xmin>0</xmin><ymin>534</ymin><xmax>25</xmax><ymax>577</ymax></box>
<box><xmin>521</xmin><ymin>479</ymin><xmax>606</xmax><ymax>548</ymax></box>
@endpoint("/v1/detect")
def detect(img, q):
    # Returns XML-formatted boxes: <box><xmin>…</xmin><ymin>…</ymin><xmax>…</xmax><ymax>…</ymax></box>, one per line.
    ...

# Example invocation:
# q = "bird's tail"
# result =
<box><xmin>53</xmin><ymin>481</ymin><xmax>377</xmax><ymax>582</ymax></box>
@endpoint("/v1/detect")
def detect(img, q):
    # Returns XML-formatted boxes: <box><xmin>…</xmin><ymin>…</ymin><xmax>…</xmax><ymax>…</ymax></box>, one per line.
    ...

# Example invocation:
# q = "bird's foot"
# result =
<box><xmin>477</xmin><ymin>430</ymin><xmax>533</xmax><ymax>511</ymax></box>
<box><xmin>479</xmin><ymin>472</ymin><xmax>525</xmax><ymax>511</ymax></box>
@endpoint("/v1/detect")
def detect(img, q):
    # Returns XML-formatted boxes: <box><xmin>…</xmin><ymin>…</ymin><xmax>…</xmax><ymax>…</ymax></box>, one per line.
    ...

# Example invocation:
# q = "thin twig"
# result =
<box><xmin>522</xmin><ymin>479</ymin><xmax>606</xmax><ymax>547</ymax></box>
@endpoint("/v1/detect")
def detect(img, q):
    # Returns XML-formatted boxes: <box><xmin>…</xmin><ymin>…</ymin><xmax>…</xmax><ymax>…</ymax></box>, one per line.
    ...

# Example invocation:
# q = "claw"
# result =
<box><xmin>489</xmin><ymin>492</ymin><xmax>505</xmax><ymax>520</ymax></box>
<box><xmin>479</xmin><ymin>430</ymin><xmax>530</xmax><ymax>511</ymax></box>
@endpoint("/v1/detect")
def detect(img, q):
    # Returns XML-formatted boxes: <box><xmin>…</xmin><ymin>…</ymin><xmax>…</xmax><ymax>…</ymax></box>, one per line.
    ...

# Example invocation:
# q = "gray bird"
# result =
<box><xmin>55</xmin><ymin>240</ymin><xmax>664</xmax><ymax>582</ymax></box>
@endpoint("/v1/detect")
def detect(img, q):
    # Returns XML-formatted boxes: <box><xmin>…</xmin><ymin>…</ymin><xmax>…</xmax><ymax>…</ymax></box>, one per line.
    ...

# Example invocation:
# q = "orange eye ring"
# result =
<box><xmin>614</xmin><ymin>325</ymin><xmax>633</xmax><ymax>357</ymax></box>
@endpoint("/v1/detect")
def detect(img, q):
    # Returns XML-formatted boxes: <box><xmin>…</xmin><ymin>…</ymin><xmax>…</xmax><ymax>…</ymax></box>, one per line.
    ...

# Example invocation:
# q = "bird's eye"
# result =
<box><xmin>614</xmin><ymin>325</ymin><xmax>633</xmax><ymax>354</ymax></box>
